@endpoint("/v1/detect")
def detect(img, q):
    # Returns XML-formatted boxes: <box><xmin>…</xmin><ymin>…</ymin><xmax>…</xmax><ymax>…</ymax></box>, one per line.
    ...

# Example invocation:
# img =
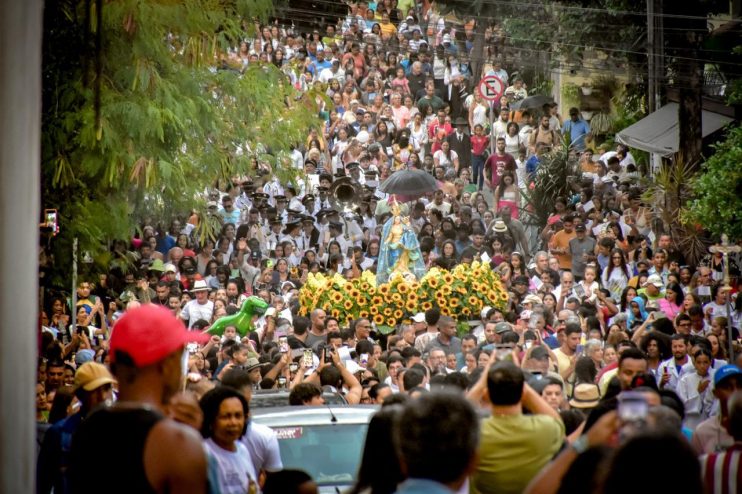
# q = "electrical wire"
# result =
<box><xmin>274</xmin><ymin>3</ymin><xmax>742</xmax><ymax>63</ymax></box>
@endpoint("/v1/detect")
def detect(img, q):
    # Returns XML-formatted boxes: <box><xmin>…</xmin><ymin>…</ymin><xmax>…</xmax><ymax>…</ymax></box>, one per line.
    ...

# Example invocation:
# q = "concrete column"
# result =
<box><xmin>0</xmin><ymin>0</ymin><xmax>43</xmax><ymax>491</ymax></box>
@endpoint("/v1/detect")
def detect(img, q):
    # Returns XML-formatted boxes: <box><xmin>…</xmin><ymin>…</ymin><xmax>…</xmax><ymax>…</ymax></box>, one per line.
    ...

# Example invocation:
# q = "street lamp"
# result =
<box><xmin>709</xmin><ymin>234</ymin><xmax>741</xmax><ymax>360</ymax></box>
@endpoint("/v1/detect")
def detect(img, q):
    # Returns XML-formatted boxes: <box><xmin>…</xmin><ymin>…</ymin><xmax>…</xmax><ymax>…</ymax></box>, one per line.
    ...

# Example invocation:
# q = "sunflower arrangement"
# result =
<box><xmin>299</xmin><ymin>261</ymin><xmax>508</xmax><ymax>333</ymax></box>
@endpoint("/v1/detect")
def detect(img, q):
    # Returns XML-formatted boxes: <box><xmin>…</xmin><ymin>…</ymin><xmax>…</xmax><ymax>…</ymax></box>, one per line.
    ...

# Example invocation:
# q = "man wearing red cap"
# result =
<box><xmin>69</xmin><ymin>305</ymin><xmax>210</xmax><ymax>494</ymax></box>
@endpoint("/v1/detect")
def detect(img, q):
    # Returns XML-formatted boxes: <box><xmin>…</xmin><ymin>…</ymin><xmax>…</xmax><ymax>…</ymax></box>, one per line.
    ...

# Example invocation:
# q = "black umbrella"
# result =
<box><xmin>510</xmin><ymin>94</ymin><xmax>555</xmax><ymax>110</ymax></box>
<box><xmin>379</xmin><ymin>168</ymin><xmax>439</xmax><ymax>196</ymax></box>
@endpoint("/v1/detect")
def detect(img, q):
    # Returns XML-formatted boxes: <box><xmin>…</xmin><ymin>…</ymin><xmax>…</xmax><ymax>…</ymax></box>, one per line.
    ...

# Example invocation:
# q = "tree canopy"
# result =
<box><xmin>686</xmin><ymin>123</ymin><xmax>742</xmax><ymax>241</ymax></box>
<box><xmin>41</xmin><ymin>0</ymin><xmax>320</xmax><ymax>285</ymax></box>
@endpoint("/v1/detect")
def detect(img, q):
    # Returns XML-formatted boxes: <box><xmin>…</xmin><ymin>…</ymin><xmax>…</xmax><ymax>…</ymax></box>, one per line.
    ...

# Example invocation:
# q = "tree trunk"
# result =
<box><xmin>470</xmin><ymin>17</ymin><xmax>488</xmax><ymax>85</ymax></box>
<box><xmin>677</xmin><ymin>34</ymin><xmax>704</xmax><ymax>168</ymax></box>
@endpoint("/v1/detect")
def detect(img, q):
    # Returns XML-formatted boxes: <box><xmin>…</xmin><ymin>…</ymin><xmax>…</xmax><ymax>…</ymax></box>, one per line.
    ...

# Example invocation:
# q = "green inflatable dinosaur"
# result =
<box><xmin>206</xmin><ymin>296</ymin><xmax>269</xmax><ymax>337</ymax></box>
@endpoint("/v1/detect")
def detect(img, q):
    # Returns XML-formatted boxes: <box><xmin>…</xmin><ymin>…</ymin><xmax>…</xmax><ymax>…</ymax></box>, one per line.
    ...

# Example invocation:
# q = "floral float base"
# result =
<box><xmin>298</xmin><ymin>262</ymin><xmax>509</xmax><ymax>335</ymax></box>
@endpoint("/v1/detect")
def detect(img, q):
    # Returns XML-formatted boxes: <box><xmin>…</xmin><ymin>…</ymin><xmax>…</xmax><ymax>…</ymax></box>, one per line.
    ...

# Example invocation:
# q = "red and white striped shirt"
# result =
<box><xmin>701</xmin><ymin>443</ymin><xmax>742</xmax><ymax>494</ymax></box>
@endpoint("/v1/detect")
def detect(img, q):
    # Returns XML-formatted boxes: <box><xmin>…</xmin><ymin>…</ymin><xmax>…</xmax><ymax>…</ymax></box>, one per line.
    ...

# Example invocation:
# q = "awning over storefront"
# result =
<box><xmin>616</xmin><ymin>102</ymin><xmax>733</xmax><ymax>156</ymax></box>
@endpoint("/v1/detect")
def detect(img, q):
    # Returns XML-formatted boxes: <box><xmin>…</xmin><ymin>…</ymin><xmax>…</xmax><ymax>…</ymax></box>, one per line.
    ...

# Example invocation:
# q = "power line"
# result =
<box><xmin>274</xmin><ymin>4</ymin><xmax>741</xmax><ymax>62</ymax></box>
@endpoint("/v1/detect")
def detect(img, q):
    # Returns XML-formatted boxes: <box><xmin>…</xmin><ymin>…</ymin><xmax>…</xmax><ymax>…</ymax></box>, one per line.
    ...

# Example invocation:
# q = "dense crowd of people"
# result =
<box><xmin>35</xmin><ymin>1</ymin><xmax>742</xmax><ymax>493</ymax></box>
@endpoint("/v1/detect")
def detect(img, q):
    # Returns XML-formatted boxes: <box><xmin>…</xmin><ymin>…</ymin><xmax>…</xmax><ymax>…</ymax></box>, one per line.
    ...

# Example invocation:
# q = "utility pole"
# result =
<box><xmin>0</xmin><ymin>0</ymin><xmax>43</xmax><ymax>491</ymax></box>
<box><xmin>647</xmin><ymin>0</ymin><xmax>664</xmax><ymax>112</ymax></box>
<box><xmin>647</xmin><ymin>0</ymin><xmax>656</xmax><ymax>112</ymax></box>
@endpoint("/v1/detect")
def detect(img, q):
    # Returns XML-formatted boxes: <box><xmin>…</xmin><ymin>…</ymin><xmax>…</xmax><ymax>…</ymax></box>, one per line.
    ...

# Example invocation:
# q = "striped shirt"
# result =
<box><xmin>700</xmin><ymin>443</ymin><xmax>742</xmax><ymax>494</ymax></box>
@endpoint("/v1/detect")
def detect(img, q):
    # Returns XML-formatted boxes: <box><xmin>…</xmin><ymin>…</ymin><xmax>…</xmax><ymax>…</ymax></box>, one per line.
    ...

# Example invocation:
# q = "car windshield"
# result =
<box><xmin>272</xmin><ymin>423</ymin><xmax>368</xmax><ymax>485</ymax></box>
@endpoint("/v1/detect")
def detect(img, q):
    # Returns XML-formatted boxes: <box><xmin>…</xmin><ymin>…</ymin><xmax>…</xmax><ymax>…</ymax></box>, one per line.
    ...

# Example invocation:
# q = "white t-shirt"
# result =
<box><xmin>241</xmin><ymin>422</ymin><xmax>283</xmax><ymax>472</ymax></box>
<box><xmin>180</xmin><ymin>299</ymin><xmax>214</xmax><ymax>328</ymax></box>
<box><xmin>204</xmin><ymin>438</ymin><xmax>258</xmax><ymax>494</ymax></box>
<box><xmin>433</xmin><ymin>149</ymin><xmax>458</xmax><ymax>168</ymax></box>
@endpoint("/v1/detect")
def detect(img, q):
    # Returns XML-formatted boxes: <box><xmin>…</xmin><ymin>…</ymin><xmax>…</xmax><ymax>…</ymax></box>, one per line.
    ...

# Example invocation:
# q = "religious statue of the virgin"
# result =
<box><xmin>376</xmin><ymin>202</ymin><xmax>426</xmax><ymax>284</ymax></box>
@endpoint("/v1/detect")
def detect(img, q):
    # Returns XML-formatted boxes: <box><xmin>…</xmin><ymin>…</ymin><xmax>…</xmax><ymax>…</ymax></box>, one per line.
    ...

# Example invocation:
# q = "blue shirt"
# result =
<box><xmin>561</xmin><ymin>118</ymin><xmax>591</xmax><ymax>151</ymax></box>
<box><xmin>526</xmin><ymin>155</ymin><xmax>541</xmax><ymax>179</ymax></box>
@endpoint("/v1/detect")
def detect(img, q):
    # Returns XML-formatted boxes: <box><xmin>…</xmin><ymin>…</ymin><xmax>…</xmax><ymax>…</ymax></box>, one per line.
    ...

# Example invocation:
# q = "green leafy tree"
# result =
<box><xmin>686</xmin><ymin>124</ymin><xmax>742</xmax><ymax>241</ymax></box>
<box><xmin>41</xmin><ymin>0</ymin><xmax>320</xmax><ymax>286</ymax></box>
<box><xmin>519</xmin><ymin>141</ymin><xmax>578</xmax><ymax>231</ymax></box>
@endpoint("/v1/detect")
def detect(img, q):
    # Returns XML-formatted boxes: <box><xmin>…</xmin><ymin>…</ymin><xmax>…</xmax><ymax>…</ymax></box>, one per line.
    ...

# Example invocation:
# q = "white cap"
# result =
<box><xmin>412</xmin><ymin>312</ymin><xmax>426</xmax><ymax>323</ymax></box>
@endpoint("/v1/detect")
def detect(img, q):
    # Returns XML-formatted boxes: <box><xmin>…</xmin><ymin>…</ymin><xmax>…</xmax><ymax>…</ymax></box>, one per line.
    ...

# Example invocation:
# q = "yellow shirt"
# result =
<box><xmin>472</xmin><ymin>413</ymin><xmax>565</xmax><ymax>494</ymax></box>
<box><xmin>552</xmin><ymin>348</ymin><xmax>573</xmax><ymax>379</ymax></box>
<box><xmin>599</xmin><ymin>367</ymin><xmax>618</xmax><ymax>395</ymax></box>
<box><xmin>379</xmin><ymin>21</ymin><xmax>397</xmax><ymax>37</ymax></box>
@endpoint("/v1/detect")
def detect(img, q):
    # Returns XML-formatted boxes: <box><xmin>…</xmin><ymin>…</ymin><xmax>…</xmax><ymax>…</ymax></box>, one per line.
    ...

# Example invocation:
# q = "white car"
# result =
<box><xmin>252</xmin><ymin>406</ymin><xmax>378</xmax><ymax>493</ymax></box>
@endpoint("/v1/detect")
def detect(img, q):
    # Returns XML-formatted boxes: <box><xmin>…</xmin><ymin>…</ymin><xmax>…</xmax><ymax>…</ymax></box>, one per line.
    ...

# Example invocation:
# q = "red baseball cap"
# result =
<box><xmin>110</xmin><ymin>304</ymin><xmax>209</xmax><ymax>368</ymax></box>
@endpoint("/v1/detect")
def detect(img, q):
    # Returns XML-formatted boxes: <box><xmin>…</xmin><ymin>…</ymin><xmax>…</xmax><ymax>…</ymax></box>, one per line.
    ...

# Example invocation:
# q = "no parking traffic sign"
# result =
<box><xmin>478</xmin><ymin>75</ymin><xmax>504</xmax><ymax>103</ymax></box>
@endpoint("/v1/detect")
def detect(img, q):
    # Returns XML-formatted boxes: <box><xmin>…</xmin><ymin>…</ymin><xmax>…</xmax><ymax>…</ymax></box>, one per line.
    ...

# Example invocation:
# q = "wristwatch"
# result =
<box><xmin>571</xmin><ymin>434</ymin><xmax>590</xmax><ymax>454</ymax></box>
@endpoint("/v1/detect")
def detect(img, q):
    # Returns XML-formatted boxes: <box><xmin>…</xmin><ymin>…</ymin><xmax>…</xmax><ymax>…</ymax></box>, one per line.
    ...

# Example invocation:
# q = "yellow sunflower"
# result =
<box><xmin>359</xmin><ymin>310</ymin><xmax>370</xmax><ymax>318</ymax></box>
<box><xmin>468</xmin><ymin>296</ymin><xmax>479</xmax><ymax>306</ymax></box>
<box><xmin>393</xmin><ymin>309</ymin><xmax>404</xmax><ymax>319</ymax></box>
<box><xmin>461</xmin><ymin>307</ymin><xmax>471</xmax><ymax>317</ymax></box>
<box><xmin>323</xmin><ymin>303</ymin><xmax>332</xmax><ymax>312</ymax></box>
<box><xmin>456</xmin><ymin>286</ymin><xmax>467</xmax><ymax>294</ymax></box>
<box><xmin>370</xmin><ymin>306</ymin><xmax>379</xmax><ymax>315</ymax></box>
<box><xmin>349</xmin><ymin>289</ymin><xmax>360</xmax><ymax>298</ymax></box>
<box><xmin>427</xmin><ymin>278</ymin><xmax>439</xmax><ymax>288</ymax></box>
<box><xmin>449</xmin><ymin>298</ymin><xmax>460</xmax><ymax>308</ymax></box>
<box><xmin>397</xmin><ymin>283</ymin><xmax>410</xmax><ymax>294</ymax></box>
<box><xmin>331</xmin><ymin>309</ymin><xmax>340</xmax><ymax>319</ymax></box>
<box><xmin>391</xmin><ymin>293</ymin><xmax>402</xmax><ymax>303</ymax></box>
<box><xmin>443</xmin><ymin>274</ymin><xmax>454</xmax><ymax>284</ymax></box>
<box><xmin>421</xmin><ymin>301</ymin><xmax>433</xmax><ymax>311</ymax></box>
<box><xmin>360</xmin><ymin>282</ymin><xmax>370</xmax><ymax>291</ymax></box>
<box><xmin>405</xmin><ymin>301</ymin><xmax>417</xmax><ymax>312</ymax></box>
<box><xmin>343</xmin><ymin>300</ymin><xmax>353</xmax><ymax>311</ymax></box>
<box><xmin>368</xmin><ymin>287</ymin><xmax>377</xmax><ymax>296</ymax></box>
<box><xmin>373</xmin><ymin>314</ymin><xmax>385</xmax><ymax>325</ymax></box>
<box><xmin>383</xmin><ymin>307</ymin><xmax>393</xmax><ymax>317</ymax></box>
<box><xmin>408</xmin><ymin>292</ymin><xmax>419</xmax><ymax>302</ymax></box>
<box><xmin>379</xmin><ymin>285</ymin><xmax>390</xmax><ymax>295</ymax></box>
<box><xmin>387</xmin><ymin>317</ymin><xmax>397</xmax><ymax>327</ymax></box>
<box><xmin>440</xmin><ymin>286</ymin><xmax>452</xmax><ymax>296</ymax></box>
<box><xmin>355</xmin><ymin>296</ymin><xmax>366</xmax><ymax>305</ymax></box>
<box><xmin>372</xmin><ymin>296</ymin><xmax>383</xmax><ymax>306</ymax></box>
<box><xmin>331</xmin><ymin>292</ymin><xmax>343</xmax><ymax>303</ymax></box>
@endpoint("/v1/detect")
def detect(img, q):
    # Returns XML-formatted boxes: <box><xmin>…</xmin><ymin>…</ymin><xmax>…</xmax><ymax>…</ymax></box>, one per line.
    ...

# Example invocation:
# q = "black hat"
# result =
<box><xmin>317</xmin><ymin>186</ymin><xmax>330</xmax><ymax>193</ymax></box>
<box><xmin>270</xmin><ymin>218</ymin><xmax>283</xmax><ymax>226</ymax></box>
<box><xmin>282</xmin><ymin>219</ymin><xmax>301</xmax><ymax>234</ymax></box>
<box><xmin>513</xmin><ymin>275</ymin><xmax>530</xmax><ymax>285</ymax></box>
<box><xmin>286</xmin><ymin>208</ymin><xmax>302</xmax><ymax>216</ymax></box>
<box><xmin>334</xmin><ymin>170</ymin><xmax>347</xmax><ymax>178</ymax></box>
<box><xmin>241</xmin><ymin>181</ymin><xmax>256</xmax><ymax>190</ymax></box>
<box><xmin>301</xmin><ymin>216</ymin><xmax>315</xmax><ymax>224</ymax></box>
<box><xmin>575</xmin><ymin>224</ymin><xmax>586</xmax><ymax>232</ymax></box>
<box><xmin>329</xmin><ymin>221</ymin><xmax>344</xmax><ymax>230</ymax></box>
<box><xmin>251</xmin><ymin>192</ymin><xmax>269</xmax><ymax>200</ymax></box>
<box><xmin>302</xmin><ymin>194</ymin><xmax>316</xmax><ymax>204</ymax></box>
<box><xmin>319</xmin><ymin>173</ymin><xmax>333</xmax><ymax>183</ymax></box>
<box><xmin>346</xmin><ymin>161</ymin><xmax>360</xmax><ymax>170</ymax></box>
<box><xmin>364</xmin><ymin>170</ymin><xmax>378</xmax><ymax>177</ymax></box>
<box><xmin>274</xmin><ymin>195</ymin><xmax>288</xmax><ymax>203</ymax></box>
